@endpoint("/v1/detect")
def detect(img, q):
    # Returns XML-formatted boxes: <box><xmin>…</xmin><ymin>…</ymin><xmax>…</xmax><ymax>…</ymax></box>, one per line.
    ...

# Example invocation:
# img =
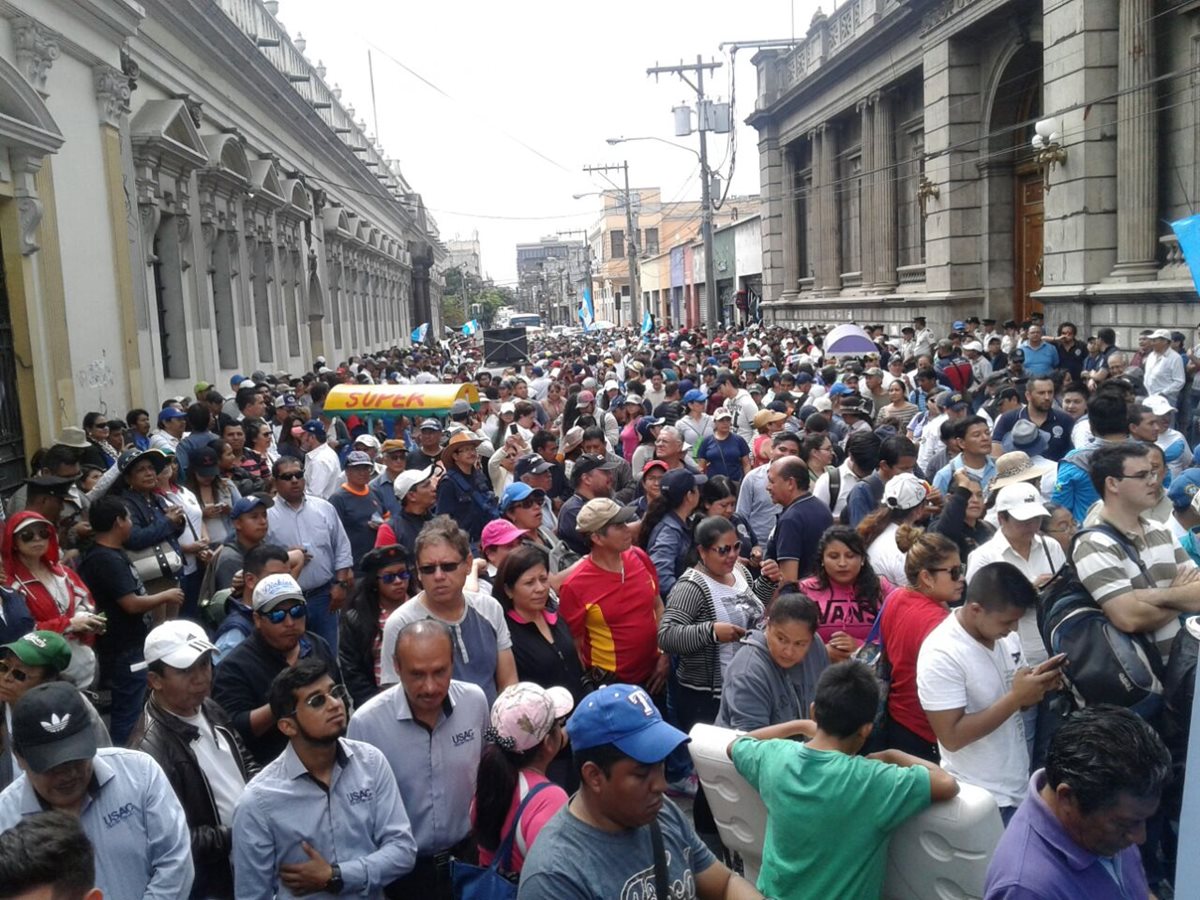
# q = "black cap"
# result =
<box><xmin>515</xmin><ymin>454</ymin><xmax>553</xmax><ymax>479</ymax></box>
<box><xmin>117</xmin><ymin>448</ymin><xmax>168</xmax><ymax>476</ymax></box>
<box><xmin>190</xmin><ymin>445</ymin><xmax>219</xmax><ymax>477</ymax></box>
<box><xmin>24</xmin><ymin>475</ymin><xmax>74</xmax><ymax>498</ymax></box>
<box><xmin>660</xmin><ymin>469</ymin><xmax>707</xmax><ymax>505</ymax></box>
<box><xmin>11</xmin><ymin>682</ymin><xmax>97</xmax><ymax>773</ymax></box>
<box><xmin>1010</xmin><ymin>349</ymin><xmax>1025</xmax><ymax>362</ymax></box>
<box><xmin>570</xmin><ymin>453</ymin><xmax>621</xmax><ymax>485</ymax></box>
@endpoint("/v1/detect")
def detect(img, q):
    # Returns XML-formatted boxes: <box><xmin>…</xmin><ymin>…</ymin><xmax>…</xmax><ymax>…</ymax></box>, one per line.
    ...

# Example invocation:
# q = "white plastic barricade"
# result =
<box><xmin>689</xmin><ymin>723</ymin><xmax>1004</xmax><ymax>899</ymax></box>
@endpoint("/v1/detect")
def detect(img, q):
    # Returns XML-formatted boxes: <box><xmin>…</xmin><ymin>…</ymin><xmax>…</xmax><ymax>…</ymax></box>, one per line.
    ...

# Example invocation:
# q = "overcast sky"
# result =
<box><xmin>276</xmin><ymin>0</ymin><xmax>812</xmax><ymax>285</ymax></box>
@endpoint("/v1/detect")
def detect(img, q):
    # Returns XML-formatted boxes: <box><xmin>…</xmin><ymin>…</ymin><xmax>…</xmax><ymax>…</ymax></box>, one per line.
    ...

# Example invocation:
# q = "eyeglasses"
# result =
<box><xmin>705</xmin><ymin>543</ymin><xmax>739</xmax><ymax>556</ymax></box>
<box><xmin>513</xmin><ymin>498</ymin><xmax>541</xmax><ymax>510</ymax></box>
<box><xmin>276</xmin><ymin>472</ymin><xmax>305</xmax><ymax>482</ymax></box>
<box><xmin>259</xmin><ymin>602</ymin><xmax>307</xmax><ymax>624</ymax></box>
<box><xmin>378</xmin><ymin>571</ymin><xmax>410</xmax><ymax>585</ymax></box>
<box><xmin>1114</xmin><ymin>469</ymin><xmax>1156</xmax><ymax>483</ymax></box>
<box><xmin>286</xmin><ymin>683</ymin><xmax>350</xmax><ymax>717</ymax></box>
<box><xmin>417</xmin><ymin>560</ymin><xmax>465</xmax><ymax>576</ymax></box>
<box><xmin>928</xmin><ymin>566</ymin><xmax>964</xmax><ymax>580</ymax></box>
<box><xmin>17</xmin><ymin>527</ymin><xmax>51</xmax><ymax>542</ymax></box>
<box><xmin>0</xmin><ymin>661</ymin><xmax>29</xmax><ymax>682</ymax></box>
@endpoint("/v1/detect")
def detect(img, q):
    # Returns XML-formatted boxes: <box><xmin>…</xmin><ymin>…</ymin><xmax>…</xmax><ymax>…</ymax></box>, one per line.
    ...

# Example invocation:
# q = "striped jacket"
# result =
<box><xmin>657</xmin><ymin>564</ymin><xmax>771</xmax><ymax>696</ymax></box>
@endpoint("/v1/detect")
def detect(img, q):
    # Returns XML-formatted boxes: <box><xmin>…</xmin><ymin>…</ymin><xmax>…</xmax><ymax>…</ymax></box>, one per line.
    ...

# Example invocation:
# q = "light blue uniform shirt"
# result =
<box><xmin>0</xmin><ymin>747</ymin><xmax>193</xmax><ymax>899</ymax></box>
<box><xmin>932</xmin><ymin>454</ymin><xmax>998</xmax><ymax>495</ymax></box>
<box><xmin>232</xmin><ymin>737</ymin><xmax>417</xmax><ymax>899</ymax></box>
<box><xmin>347</xmin><ymin>680</ymin><xmax>488</xmax><ymax>855</ymax></box>
<box><xmin>267</xmin><ymin>495</ymin><xmax>354</xmax><ymax>591</ymax></box>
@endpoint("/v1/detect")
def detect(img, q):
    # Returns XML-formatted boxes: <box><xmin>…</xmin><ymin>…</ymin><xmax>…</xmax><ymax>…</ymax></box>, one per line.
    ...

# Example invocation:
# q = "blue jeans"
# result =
<box><xmin>303</xmin><ymin>587</ymin><xmax>338</xmax><ymax>652</ymax></box>
<box><xmin>108</xmin><ymin>645</ymin><xmax>147</xmax><ymax>746</ymax></box>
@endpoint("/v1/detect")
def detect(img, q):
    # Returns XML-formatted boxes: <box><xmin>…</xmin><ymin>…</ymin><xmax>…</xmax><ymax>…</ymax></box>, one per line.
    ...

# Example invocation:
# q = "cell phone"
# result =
<box><xmin>1035</xmin><ymin>653</ymin><xmax>1068</xmax><ymax>673</ymax></box>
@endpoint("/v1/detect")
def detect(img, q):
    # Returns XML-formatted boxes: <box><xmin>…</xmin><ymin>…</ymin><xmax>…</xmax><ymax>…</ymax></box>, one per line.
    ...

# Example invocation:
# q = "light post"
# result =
<box><xmin>579</xmin><ymin>162</ymin><xmax>640</xmax><ymax>328</ymax></box>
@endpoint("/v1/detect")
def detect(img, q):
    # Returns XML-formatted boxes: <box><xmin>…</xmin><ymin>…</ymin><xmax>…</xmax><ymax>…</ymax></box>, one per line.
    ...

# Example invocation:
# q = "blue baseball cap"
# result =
<box><xmin>499</xmin><ymin>481</ymin><xmax>544</xmax><ymax>512</ymax></box>
<box><xmin>829</xmin><ymin>382</ymin><xmax>853</xmax><ymax>397</ymax></box>
<box><xmin>231</xmin><ymin>492</ymin><xmax>274</xmax><ymax>519</ymax></box>
<box><xmin>565</xmin><ymin>684</ymin><xmax>689</xmax><ymax>763</ymax></box>
<box><xmin>683</xmin><ymin>389</ymin><xmax>706</xmax><ymax>404</ymax></box>
<box><xmin>299</xmin><ymin>419</ymin><xmax>326</xmax><ymax>440</ymax></box>
<box><xmin>953</xmin><ymin>320</ymin><xmax>966</xmax><ymax>332</ymax></box>
<box><xmin>157</xmin><ymin>407</ymin><xmax>186</xmax><ymax>423</ymax></box>
<box><xmin>1168</xmin><ymin>470</ymin><xmax>1200</xmax><ymax>510</ymax></box>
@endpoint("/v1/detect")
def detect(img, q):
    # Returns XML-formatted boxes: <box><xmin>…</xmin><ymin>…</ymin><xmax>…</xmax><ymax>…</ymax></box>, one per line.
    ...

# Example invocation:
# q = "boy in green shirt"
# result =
<box><xmin>728</xmin><ymin>661</ymin><xmax>959</xmax><ymax>900</ymax></box>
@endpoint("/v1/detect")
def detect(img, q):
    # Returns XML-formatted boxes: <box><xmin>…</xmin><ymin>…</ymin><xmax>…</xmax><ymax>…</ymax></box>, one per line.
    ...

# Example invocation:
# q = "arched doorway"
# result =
<box><xmin>981</xmin><ymin>43</ymin><xmax>1043</xmax><ymax>324</ymax></box>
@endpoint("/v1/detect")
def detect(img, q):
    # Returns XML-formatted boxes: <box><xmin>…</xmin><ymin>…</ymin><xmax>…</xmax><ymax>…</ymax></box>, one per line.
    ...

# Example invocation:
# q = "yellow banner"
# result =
<box><xmin>323</xmin><ymin>382</ymin><xmax>479</xmax><ymax>418</ymax></box>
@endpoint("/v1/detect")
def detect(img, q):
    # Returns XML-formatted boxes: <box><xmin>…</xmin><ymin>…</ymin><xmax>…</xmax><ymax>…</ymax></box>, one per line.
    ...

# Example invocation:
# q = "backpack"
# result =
<box><xmin>1037</xmin><ymin>525</ymin><xmax>1166</xmax><ymax>719</ymax></box>
<box><xmin>825</xmin><ymin>467</ymin><xmax>852</xmax><ymax>526</ymax></box>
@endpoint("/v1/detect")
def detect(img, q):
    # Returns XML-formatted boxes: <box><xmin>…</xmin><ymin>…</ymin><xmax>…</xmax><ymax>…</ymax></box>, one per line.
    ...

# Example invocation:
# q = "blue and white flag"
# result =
<box><xmin>411</xmin><ymin>322</ymin><xmax>429</xmax><ymax>344</ymax></box>
<box><xmin>641</xmin><ymin>307</ymin><xmax>653</xmax><ymax>336</ymax></box>
<box><xmin>578</xmin><ymin>287</ymin><xmax>594</xmax><ymax>332</ymax></box>
<box><xmin>1171</xmin><ymin>214</ymin><xmax>1200</xmax><ymax>297</ymax></box>
<box><xmin>462</xmin><ymin>319</ymin><xmax>480</xmax><ymax>337</ymax></box>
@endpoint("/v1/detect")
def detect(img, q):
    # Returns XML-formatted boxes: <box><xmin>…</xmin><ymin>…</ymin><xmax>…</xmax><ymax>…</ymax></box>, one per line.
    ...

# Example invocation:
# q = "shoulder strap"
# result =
<box><xmin>863</xmin><ymin>597</ymin><xmax>887</xmax><ymax>647</ymax></box>
<box><xmin>494</xmin><ymin>781</ymin><xmax>555</xmax><ymax>872</ymax></box>
<box><xmin>650</xmin><ymin>818</ymin><xmax>670</xmax><ymax>900</ymax></box>
<box><xmin>828</xmin><ymin>466</ymin><xmax>841</xmax><ymax>510</ymax></box>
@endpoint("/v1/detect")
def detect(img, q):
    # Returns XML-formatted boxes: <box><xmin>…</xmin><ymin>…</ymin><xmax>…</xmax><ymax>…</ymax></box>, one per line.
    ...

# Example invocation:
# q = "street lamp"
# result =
<box><xmin>606</xmin><ymin>135</ymin><xmax>702</xmax><ymax>159</ymax></box>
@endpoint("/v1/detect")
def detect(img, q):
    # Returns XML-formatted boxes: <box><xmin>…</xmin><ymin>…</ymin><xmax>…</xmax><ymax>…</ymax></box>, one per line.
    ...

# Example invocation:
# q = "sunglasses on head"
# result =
<box><xmin>17</xmin><ymin>527</ymin><xmax>51</xmax><ymax>542</ymax></box>
<box><xmin>378</xmin><ymin>571</ymin><xmax>410</xmax><ymax>585</ymax></box>
<box><xmin>287</xmin><ymin>683</ymin><xmax>351</xmax><ymax>717</ymax></box>
<box><xmin>417</xmin><ymin>560</ymin><xmax>464</xmax><ymax>576</ymax></box>
<box><xmin>0</xmin><ymin>660</ymin><xmax>30</xmax><ymax>682</ymax></box>
<box><xmin>260</xmin><ymin>601</ymin><xmax>307</xmax><ymax>624</ymax></box>
<box><xmin>276</xmin><ymin>472</ymin><xmax>304</xmax><ymax>482</ymax></box>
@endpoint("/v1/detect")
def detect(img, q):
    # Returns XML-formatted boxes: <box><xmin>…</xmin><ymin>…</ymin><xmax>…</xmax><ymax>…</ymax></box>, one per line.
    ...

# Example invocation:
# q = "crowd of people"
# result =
<box><xmin>0</xmin><ymin>310</ymin><xmax>1194</xmax><ymax>899</ymax></box>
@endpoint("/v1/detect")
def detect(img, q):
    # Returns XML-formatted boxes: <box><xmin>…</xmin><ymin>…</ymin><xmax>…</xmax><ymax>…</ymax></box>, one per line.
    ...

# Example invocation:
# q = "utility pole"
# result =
<box><xmin>583</xmin><ymin>162</ymin><xmax>639</xmax><ymax>328</ymax></box>
<box><xmin>647</xmin><ymin>55</ymin><xmax>723</xmax><ymax>339</ymax></box>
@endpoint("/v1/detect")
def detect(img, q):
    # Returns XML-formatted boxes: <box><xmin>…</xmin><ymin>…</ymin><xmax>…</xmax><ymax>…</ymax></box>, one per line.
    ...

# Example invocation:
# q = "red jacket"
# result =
<box><xmin>2</xmin><ymin>510</ymin><xmax>94</xmax><ymax>639</ymax></box>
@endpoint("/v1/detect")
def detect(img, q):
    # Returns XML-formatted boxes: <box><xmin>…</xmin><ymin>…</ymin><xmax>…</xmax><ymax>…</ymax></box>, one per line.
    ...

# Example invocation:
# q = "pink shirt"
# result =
<box><xmin>620</xmin><ymin>419</ymin><xmax>641</xmax><ymax>461</ymax></box>
<box><xmin>798</xmin><ymin>575</ymin><xmax>897</xmax><ymax>645</ymax></box>
<box><xmin>475</xmin><ymin>771</ymin><xmax>569</xmax><ymax>873</ymax></box>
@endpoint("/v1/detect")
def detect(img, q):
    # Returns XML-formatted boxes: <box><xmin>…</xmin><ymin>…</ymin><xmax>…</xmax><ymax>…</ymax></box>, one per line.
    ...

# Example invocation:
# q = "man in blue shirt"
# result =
<box><xmin>984</xmin><ymin>707</ymin><xmax>1169</xmax><ymax>899</ymax></box>
<box><xmin>1018</xmin><ymin>325</ymin><xmax>1060</xmax><ymax>377</ymax></box>
<box><xmin>0</xmin><ymin>682</ymin><xmax>194</xmax><ymax>899</ymax></box>
<box><xmin>233</xmin><ymin>658</ymin><xmax>416</xmax><ymax>898</ymax></box>
<box><xmin>990</xmin><ymin>376</ymin><xmax>1076</xmax><ymax>462</ymax></box>
<box><xmin>766</xmin><ymin>456</ymin><xmax>833</xmax><ymax>583</ymax></box>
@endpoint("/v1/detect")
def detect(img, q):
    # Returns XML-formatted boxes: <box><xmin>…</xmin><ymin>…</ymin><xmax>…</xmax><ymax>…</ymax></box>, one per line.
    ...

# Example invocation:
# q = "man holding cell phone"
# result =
<box><xmin>917</xmin><ymin>561</ymin><xmax>1064</xmax><ymax>825</ymax></box>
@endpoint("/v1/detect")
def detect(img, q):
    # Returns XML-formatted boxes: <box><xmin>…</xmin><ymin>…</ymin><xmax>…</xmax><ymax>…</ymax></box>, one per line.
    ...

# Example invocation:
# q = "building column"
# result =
<box><xmin>872</xmin><ymin>92</ymin><xmax>898</xmax><ymax>291</ymax></box>
<box><xmin>779</xmin><ymin>138</ymin><xmax>800</xmax><ymax>297</ymax></box>
<box><xmin>858</xmin><ymin>98</ymin><xmax>877</xmax><ymax>289</ymax></box>
<box><xmin>1110</xmin><ymin>0</ymin><xmax>1158</xmax><ymax>281</ymax></box>
<box><xmin>813</xmin><ymin>123</ymin><xmax>841</xmax><ymax>294</ymax></box>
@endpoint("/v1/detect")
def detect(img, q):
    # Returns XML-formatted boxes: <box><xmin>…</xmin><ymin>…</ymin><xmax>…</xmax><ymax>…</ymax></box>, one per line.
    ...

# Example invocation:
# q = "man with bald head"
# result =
<box><xmin>347</xmin><ymin>620</ymin><xmax>489</xmax><ymax>899</ymax></box>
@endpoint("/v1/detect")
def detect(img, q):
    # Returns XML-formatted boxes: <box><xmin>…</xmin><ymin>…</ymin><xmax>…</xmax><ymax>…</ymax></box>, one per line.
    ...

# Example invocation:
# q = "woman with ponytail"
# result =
<box><xmin>472</xmin><ymin>682</ymin><xmax>574</xmax><ymax>875</ymax></box>
<box><xmin>877</xmin><ymin>529</ymin><xmax>963</xmax><ymax>762</ymax></box>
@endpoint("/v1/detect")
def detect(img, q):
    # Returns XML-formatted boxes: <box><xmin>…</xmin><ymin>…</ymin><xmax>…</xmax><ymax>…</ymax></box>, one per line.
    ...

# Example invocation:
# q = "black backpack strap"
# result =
<box><xmin>650</xmin><ymin>818</ymin><xmax>670</xmax><ymax>900</ymax></box>
<box><xmin>828</xmin><ymin>466</ymin><xmax>841</xmax><ymax>511</ymax></box>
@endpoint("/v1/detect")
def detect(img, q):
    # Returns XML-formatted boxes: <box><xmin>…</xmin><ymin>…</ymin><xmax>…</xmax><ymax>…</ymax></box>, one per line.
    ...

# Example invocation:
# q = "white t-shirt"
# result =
<box><xmin>917</xmin><ymin>611</ymin><xmax>1029</xmax><ymax>808</ymax></box>
<box><xmin>700</xmin><ymin>568</ymin><xmax>751</xmax><ymax>673</ymax></box>
<box><xmin>176</xmin><ymin>711</ymin><xmax>247</xmax><ymax>826</ymax></box>
<box><xmin>867</xmin><ymin>522</ymin><xmax>907</xmax><ymax>587</ymax></box>
<box><xmin>812</xmin><ymin>461</ymin><xmax>860</xmax><ymax>519</ymax></box>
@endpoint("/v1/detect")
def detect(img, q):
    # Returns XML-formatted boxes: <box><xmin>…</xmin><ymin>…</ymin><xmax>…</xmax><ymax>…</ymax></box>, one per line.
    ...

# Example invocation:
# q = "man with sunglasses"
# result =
<box><xmin>348</xmin><ymin>619</ymin><xmax>487</xmax><ymax>899</ymax></box>
<box><xmin>131</xmin><ymin>621</ymin><xmax>255</xmax><ymax>899</ymax></box>
<box><xmin>213</xmin><ymin>573</ymin><xmax>341</xmax><ymax>766</ymax></box>
<box><xmin>233</xmin><ymin>658</ymin><xmax>416</xmax><ymax>899</ymax></box>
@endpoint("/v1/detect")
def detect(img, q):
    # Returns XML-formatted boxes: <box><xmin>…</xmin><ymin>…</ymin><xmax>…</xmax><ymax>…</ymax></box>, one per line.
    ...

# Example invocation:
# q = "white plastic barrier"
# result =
<box><xmin>689</xmin><ymin>723</ymin><xmax>1004</xmax><ymax>899</ymax></box>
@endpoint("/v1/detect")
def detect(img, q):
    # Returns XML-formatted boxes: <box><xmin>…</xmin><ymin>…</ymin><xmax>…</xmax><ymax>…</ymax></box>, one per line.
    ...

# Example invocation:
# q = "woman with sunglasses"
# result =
<box><xmin>799</xmin><ymin>525</ymin><xmax>895</xmax><ymax>663</ymax></box>
<box><xmin>1</xmin><ymin>512</ymin><xmax>103</xmax><ymax>688</ymax></box>
<box><xmin>339</xmin><ymin>544</ymin><xmax>411</xmax><ymax>707</ymax></box>
<box><xmin>877</xmin><ymin>530</ymin><xmax>962</xmax><ymax>762</ymax></box>
<box><xmin>81</xmin><ymin>411</ymin><xmax>119</xmax><ymax>472</ymax></box>
<box><xmin>658</xmin><ymin>516</ymin><xmax>768</xmax><ymax>733</ymax></box>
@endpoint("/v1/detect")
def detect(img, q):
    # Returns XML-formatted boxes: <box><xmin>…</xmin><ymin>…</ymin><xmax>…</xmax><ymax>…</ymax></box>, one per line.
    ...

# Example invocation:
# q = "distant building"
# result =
<box><xmin>516</xmin><ymin>237</ymin><xmax>588</xmax><ymax>326</ymax></box>
<box><xmin>446</xmin><ymin>233</ymin><xmax>483</xmax><ymax>279</ymax></box>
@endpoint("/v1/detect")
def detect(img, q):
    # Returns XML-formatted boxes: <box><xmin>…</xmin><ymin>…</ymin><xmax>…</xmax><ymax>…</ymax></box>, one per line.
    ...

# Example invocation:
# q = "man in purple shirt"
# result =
<box><xmin>984</xmin><ymin>707</ymin><xmax>1170</xmax><ymax>899</ymax></box>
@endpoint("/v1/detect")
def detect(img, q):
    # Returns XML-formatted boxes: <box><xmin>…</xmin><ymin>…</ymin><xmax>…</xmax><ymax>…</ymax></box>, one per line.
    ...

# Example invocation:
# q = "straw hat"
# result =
<box><xmin>989</xmin><ymin>451</ymin><xmax>1056</xmax><ymax>492</ymax></box>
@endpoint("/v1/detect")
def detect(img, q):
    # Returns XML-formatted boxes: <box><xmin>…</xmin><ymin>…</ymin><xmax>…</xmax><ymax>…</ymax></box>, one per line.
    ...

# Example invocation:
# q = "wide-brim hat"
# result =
<box><xmin>441</xmin><ymin>431</ymin><xmax>482</xmax><ymax>465</ymax></box>
<box><xmin>990</xmin><ymin>451</ymin><xmax>1056</xmax><ymax>492</ymax></box>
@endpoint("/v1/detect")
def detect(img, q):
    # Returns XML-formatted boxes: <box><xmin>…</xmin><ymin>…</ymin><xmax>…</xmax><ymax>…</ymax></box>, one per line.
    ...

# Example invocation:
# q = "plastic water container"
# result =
<box><xmin>688</xmin><ymin>723</ymin><xmax>1004</xmax><ymax>899</ymax></box>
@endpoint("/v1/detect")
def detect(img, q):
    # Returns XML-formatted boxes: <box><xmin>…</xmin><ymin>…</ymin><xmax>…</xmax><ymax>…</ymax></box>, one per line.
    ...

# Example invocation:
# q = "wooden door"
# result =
<box><xmin>1014</xmin><ymin>173</ymin><xmax>1044</xmax><ymax>323</ymax></box>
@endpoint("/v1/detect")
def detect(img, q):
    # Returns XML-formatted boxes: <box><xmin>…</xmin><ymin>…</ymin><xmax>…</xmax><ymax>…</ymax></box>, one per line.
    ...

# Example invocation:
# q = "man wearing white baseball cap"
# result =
<box><xmin>377</xmin><ymin>466</ymin><xmax>437</xmax><ymax>550</ymax></box>
<box><xmin>1143</xmin><ymin>328</ymin><xmax>1185</xmax><ymax>406</ymax></box>
<box><xmin>213</xmin><ymin>573</ymin><xmax>341</xmax><ymax>766</ymax></box>
<box><xmin>132</xmin><ymin>620</ymin><xmax>255</xmax><ymax>898</ymax></box>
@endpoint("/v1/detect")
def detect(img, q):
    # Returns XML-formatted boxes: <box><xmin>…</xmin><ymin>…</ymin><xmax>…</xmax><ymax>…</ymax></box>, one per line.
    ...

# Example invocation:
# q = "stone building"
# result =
<box><xmin>750</xmin><ymin>0</ymin><xmax>1197</xmax><ymax>343</ymax></box>
<box><xmin>0</xmin><ymin>0</ymin><xmax>443</xmax><ymax>489</ymax></box>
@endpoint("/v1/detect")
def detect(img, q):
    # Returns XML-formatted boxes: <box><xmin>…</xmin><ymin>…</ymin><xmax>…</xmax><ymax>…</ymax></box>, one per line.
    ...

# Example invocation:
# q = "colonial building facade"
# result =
<box><xmin>0</xmin><ymin>0</ymin><xmax>443</xmax><ymax>487</ymax></box>
<box><xmin>751</xmin><ymin>0</ymin><xmax>1197</xmax><ymax>341</ymax></box>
